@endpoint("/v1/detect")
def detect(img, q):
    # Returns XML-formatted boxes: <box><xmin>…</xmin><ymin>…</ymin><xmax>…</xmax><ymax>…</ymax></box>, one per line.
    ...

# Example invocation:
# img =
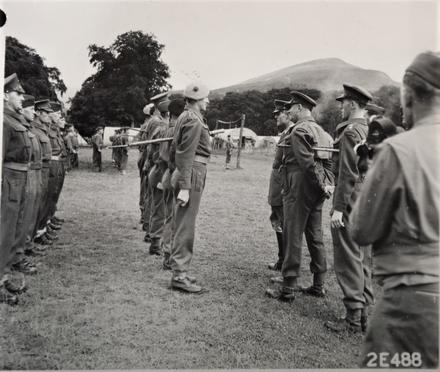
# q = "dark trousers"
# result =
<box><xmin>23</xmin><ymin>169</ymin><xmax>42</xmax><ymax>251</ymax></box>
<box><xmin>92</xmin><ymin>148</ymin><xmax>102</xmax><ymax>171</ymax></box>
<box><xmin>47</xmin><ymin>160</ymin><xmax>65</xmax><ymax>221</ymax></box>
<box><xmin>361</xmin><ymin>284</ymin><xmax>438</xmax><ymax>368</ymax></box>
<box><xmin>331</xmin><ymin>224</ymin><xmax>374</xmax><ymax>310</ymax></box>
<box><xmin>149</xmin><ymin>184</ymin><xmax>165</xmax><ymax>240</ymax></box>
<box><xmin>269</xmin><ymin>205</ymin><xmax>284</xmax><ymax>262</ymax></box>
<box><xmin>281</xmin><ymin>170</ymin><xmax>327</xmax><ymax>279</ymax></box>
<box><xmin>170</xmin><ymin>162</ymin><xmax>207</xmax><ymax>275</ymax></box>
<box><xmin>161</xmin><ymin>186</ymin><xmax>174</xmax><ymax>255</ymax></box>
<box><xmin>0</xmin><ymin>169</ymin><xmax>27</xmax><ymax>278</ymax></box>
<box><xmin>36</xmin><ymin>166</ymin><xmax>50</xmax><ymax>231</ymax></box>
<box><xmin>141</xmin><ymin>170</ymin><xmax>152</xmax><ymax>233</ymax></box>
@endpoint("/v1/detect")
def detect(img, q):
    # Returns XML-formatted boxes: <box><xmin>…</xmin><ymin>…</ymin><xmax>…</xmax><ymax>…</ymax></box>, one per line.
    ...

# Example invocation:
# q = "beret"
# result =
<box><xmin>4</xmin><ymin>73</ymin><xmax>25</xmax><ymax>94</ymax></box>
<box><xmin>405</xmin><ymin>51</ymin><xmax>440</xmax><ymax>89</ymax></box>
<box><xmin>336</xmin><ymin>84</ymin><xmax>372</xmax><ymax>103</ymax></box>
<box><xmin>289</xmin><ymin>91</ymin><xmax>317</xmax><ymax>108</ymax></box>
<box><xmin>22</xmin><ymin>94</ymin><xmax>35</xmax><ymax>108</ymax></box>
<box><xmin>184</xmin><ymin>82</ymin><xmax>209</xmax><ymax>100</ymax></box>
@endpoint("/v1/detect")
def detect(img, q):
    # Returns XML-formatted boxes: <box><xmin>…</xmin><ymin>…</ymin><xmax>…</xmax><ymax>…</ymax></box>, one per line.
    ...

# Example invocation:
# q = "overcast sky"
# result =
<box><xmin>2</xmin><ymin>0</ymin><xmax>438</xmax><ymax>100</ymax></box>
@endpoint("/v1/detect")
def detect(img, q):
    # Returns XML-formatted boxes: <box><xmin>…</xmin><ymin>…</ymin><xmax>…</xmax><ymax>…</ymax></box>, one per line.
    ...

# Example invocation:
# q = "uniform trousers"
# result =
<box><xmin>141</xmin><ymin>168</ymin><xmax>152</xmax><ymax>233</ymax></box>
<box><xmin>149</xmin><ymin>184</ymin><xmax>165</xmax><ymax>240</ymax></box>
<box><xmin>92</xmin><ymin>148</ymin><xmax>102</xmax><ymax>171</ymax></box>
<box><xmin>36</xmin><ymin>166</ymin><xmax>50</xmax><ymax>232</ymax></box>
<box><xmin>0</xmin><ymin>168</ymin><xmax>28</xmax><ymax>278</ymax></box>
<box><xmin>269</xmin><ymin>205</ymin><xmax>284</xmax><ymax>262</ymax></box>
<box><xmin>331</xmin><ymin>223</ymin><xmax>374</xmax><ymax>310</ymax></box>
<box><xmin>47</xmin><ymin>159</ymin><xmax>65</xmax><ymax>221</ymax></box>
<box><xmin>169</xmin><ymin>161</ymin><xmax>207</xmax><ymax>275</ymax></box>
<box><xmin>161</xmin><ymin>185</ymin><xmax>175</xmax><ymax>256</ymax></box>
<box><xmin>281</xmin><ymin>169</ymin><xmax>327</xmax><ymax>279</ymax></box>
<box><xmin>22</xmin><ymin>168</ymin><xmax>42</xmax><ymax>251</ymax></box>
<box><xmin>361</xmin><ymin>283</ymin><xmax>438</xmax><ymax>368</ymax></box>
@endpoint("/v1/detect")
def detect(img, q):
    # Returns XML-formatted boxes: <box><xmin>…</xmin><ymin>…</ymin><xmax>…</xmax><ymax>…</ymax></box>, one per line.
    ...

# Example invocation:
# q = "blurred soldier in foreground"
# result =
<box><xmin>1</xmin><ymin>73</ymin><xmax>29</xmax><ymax>304</ymax></box>
<box><xmin>92</xmin><ymin>126</ymin><xmax>104</xmax><ymax>172</ymax></box>
<box><xmin>158</xmin><ymin>98</ymin><xmax>186</xmax><ymax>269</ymax></box>
<box><xmin>266</xmin><ymin>91</ymin><xmax>334</xmax><ymax>301</ymax></box>
<box><xmin>225</xmin><ymin>134</ymin><xmax>233</xmax><ymax>169</ymax></box>
<box><xmin>325</xmin><ymin>84</ymin><xmax>374</xmax><ymax>333</ymax></box>
<box><xmin>352</xmin><ymin>51</ymin><xmax>440</xmax><ymax>368</ymax></box>
<box><xmin>169</xmin><ymin>82</ymin><xmax>211</xmax><ymax>293</ymax></box>
<box><xmin>267</xmin><ymin>99</ymin><xmax>292</xmax><ymax>272</ymax></box>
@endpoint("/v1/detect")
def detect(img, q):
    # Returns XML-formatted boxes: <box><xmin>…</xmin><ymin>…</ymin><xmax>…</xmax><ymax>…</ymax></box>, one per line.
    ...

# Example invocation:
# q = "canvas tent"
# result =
<box><xmin>76</xmin><ymin>132</ymin><xmax>89</xmax><ymax>147</ymax></box>
<box><xmin>215</xmin><ymin>128</ymin><xmax>258</xmax><ymax>142</ymax></box>
<box><xmin>103</xmin><ymin>127</ymin><xmax>140</xmax><ymax>146</ymax></box>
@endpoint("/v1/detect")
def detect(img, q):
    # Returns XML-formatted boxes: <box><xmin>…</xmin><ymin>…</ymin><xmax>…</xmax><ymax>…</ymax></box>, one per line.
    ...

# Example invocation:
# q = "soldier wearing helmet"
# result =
<box><xmin>168</xmin><ymin>81</ymin><xmax>211</xmax><ymax>293</ymax></box>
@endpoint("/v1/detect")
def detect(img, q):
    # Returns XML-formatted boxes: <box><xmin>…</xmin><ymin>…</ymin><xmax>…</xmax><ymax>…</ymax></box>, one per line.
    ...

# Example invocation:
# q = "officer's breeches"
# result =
<box><xmin>281</xmin><ymin>170</ymin><xmax>327</xmax><ymax>278</ymax></box>
<box><xmin>149</xmin><ymin>185</ymin><xmax>165</xmax><ymax>239</ymax></box>
<box><xmin>331</xmin><ymin>223</ymin><xmax>374</xmax><ymax>310</ymax></box>
<box><xmin>170</xmin><ymin>162</ymin><xmax>207</xmax><ymax>274</ymax></box>
<box><xmin>0</xmin><ymin>169</ymin><xmax>27</xmax><ymax>277</ymax></box>
<box><xmin>161</xmin><ymin>187</ymin><xmax>175</xmax><ymax>255</ymax></box>
<box><xmin>36</xmin><ymin>166</ymin><xmax>50</xmax><ymax>231</ymax></box>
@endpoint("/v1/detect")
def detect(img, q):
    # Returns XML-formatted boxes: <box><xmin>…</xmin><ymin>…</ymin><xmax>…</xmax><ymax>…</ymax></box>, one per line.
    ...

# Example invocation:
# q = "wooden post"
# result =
<box><xmin>236</xmin><ymin>114</ymin><xmax>245</xmax><ymax>169</ymax></box>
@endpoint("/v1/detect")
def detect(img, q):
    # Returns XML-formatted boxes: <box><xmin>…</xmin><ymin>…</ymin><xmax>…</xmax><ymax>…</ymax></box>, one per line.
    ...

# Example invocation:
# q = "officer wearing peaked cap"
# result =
<box><xmin>266</xmin><ymin>91</ymin><xmax>334</xmax><ymax>301</ymax></box>
<box><xmin>352</xmin><ymin>51</ymin><xmax>440</xmax><ymax>368</ymax></box>
<box><xmin>1</xmin><ymin>73</ymin><xmax>34</xmax><ymax>305</ymax></box>
<box><xmin>325</xmin><ymin>83</ymin><xmax>374</xmax><ymax>333</ymax></box>
<box><xmin>168</xmin><ymin>81</ymin><xmax>211</xmax><ymax>293</ymax></box>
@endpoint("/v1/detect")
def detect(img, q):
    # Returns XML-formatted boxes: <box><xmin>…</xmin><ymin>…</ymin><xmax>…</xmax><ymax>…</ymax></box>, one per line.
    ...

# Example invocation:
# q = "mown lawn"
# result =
<box><xmin>0</xmin><ymin>147</ymin><xmax>368</xmax><ymax>369</ymax></box>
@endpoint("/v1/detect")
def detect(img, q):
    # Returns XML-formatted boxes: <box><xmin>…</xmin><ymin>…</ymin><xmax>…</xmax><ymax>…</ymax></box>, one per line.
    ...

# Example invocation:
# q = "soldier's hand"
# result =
<box><xmin>324</xmin><ymin>185</ymin><xmax>335</xmax><ymax>199</ymax></box>
<box><xmin>331</xmin><ymin>210</ymin><xmax>345</xmax><ymax>229</ymax></box>
<box><xmin>177</xmin><ymin>189</ymin><xmax>190</xmax><ymax>207</ymax></box>
<box><xmin>157</xmin><ymin>182</ymin><xmax>163</xmax><ymax>190</ymax></box>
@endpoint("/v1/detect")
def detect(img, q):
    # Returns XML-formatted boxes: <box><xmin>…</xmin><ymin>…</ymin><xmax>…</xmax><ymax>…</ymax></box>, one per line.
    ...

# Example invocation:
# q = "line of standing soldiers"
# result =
<box><xmin>1</xmin><ymin>73</ymin><xmax>69</xmax><ymax>305</ymax></box>
<box><xmin>138</xmin><ymin>82</ymin><xmax>212</xmax><ymax>293</ymax></box>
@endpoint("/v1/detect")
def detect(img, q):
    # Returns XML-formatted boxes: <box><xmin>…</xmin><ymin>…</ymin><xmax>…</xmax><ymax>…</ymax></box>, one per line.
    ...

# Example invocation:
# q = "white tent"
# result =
<box><xmin>103</xmin><ymin>127</ymin><xmax>140</xmax><ymax>146</ymax></box>
<box><xmin>255</xmin><ymin>136</ymin><xmax>279</xmax><ymax>148</ymax></box>
<box><xmin>76</xmin><ymin>133</ymin><xmax>89</xmax><ymax>147</ymax></box>
<box><xmin>215</xmin><ymin>128</ymin><xmax>258</xmax><ymax>142</ymax></box>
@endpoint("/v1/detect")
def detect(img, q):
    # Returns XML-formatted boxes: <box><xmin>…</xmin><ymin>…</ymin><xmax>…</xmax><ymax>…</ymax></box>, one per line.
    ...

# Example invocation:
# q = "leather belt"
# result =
<box><xmin>3</xmin><ymin>162</ymin><xmax>30</xmax><ymax>171</ymax></box>
<box><xmin>51</xmin><ymin>155</ymin><xmax>62</xmax><ymax>161</ymax></box>
<box><xmin>194</xmin><ymin>155</ymin><xmax>209</xmax><ymax>165</ymax></box>
<box><xmin>29</xmin><ymin>161</ymin><xmax>43</xmax><ymax>170</ymax></box>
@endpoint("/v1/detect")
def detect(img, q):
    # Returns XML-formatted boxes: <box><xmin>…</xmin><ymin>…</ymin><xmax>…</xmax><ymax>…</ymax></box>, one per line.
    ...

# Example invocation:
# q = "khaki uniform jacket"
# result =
<box><xmin>91</xmin><ymin>133</ymin><xmax>103</xmax><ymax>151</ymax></box>
<box><xmin>2</xmin><ymin>107</ymin><xmax>32</xmax><ymax>164</ymax></box>
<box><xmin>349</xmin><ymin>115</ymin><xmax>440</xmax><ymax>289</ymax></box>
<box><xmin>173</xmin><ymin>108</ymin><xmax>211</xmax><ymax>190</ymax></box>
<box><xmin>332</xmin><ymin>117</ymin><xmax>368</xmax><ymax>215</ymax></box>
<box><xmin>49</xmin><ymin>125</ymin><xmax>66</xmax><ymax>157</ymax></box>
<box><xmin>31</xmin><ymin>118</ymin><xmax>52</xmax><ymax>163</ymax></box>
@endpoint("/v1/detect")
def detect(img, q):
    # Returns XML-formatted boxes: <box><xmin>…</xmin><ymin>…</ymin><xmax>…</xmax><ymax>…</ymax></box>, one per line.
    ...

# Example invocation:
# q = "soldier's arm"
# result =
<box><xmin>176</xmin><ymin>117</ymin><xmax>202</xmax><ymax>190</ymax></box>
<box><xmin>2</xmin><ymin>123</ymin><xmax>10</xmax><ymax>160</ymax></box>
<box><xmin>349</xmin><ymin>144</ymin><xmax>401</xmax><ymax>246</ymax></box>
<box><xmin>292</xmin><ymin>127</ymin><xmax>326</xmax><ymax>192</ymax></box>
<box><xmin>66</xmin><ymin>135</ymin><xmax>74</xmax><ymax>152</ymax></box>
<box><xmin>333</xmin><ymin>129</ymin><xmax>360</xmax><ymax>212</ymax></box>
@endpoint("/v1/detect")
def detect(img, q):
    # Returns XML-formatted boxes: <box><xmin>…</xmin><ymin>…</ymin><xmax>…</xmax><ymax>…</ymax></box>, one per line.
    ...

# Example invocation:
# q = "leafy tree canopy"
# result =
<box><xmin>5</xmin><ymin>36</ymin><xmax>67</xmax><ymax>100</ymax></box>
<box><xmin>68</xmin><ymin>31</ymin><xmax>171</xmax><ymax>136</ymax></box>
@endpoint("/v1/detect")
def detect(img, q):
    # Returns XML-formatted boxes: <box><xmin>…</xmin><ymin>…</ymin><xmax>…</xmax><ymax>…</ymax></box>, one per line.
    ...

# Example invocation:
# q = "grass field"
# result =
<box><xmin>0</xmin><ymin>147</ymin><xmax>369</xmax><ymax>369</ymax></box>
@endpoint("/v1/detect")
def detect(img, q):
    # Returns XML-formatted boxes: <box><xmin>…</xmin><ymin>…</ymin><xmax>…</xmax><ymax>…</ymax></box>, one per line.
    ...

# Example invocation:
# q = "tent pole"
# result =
<box><xmin>236</xmin><ymin>114</ymin><xmax>245</xmax><ymax>169</ymax></box>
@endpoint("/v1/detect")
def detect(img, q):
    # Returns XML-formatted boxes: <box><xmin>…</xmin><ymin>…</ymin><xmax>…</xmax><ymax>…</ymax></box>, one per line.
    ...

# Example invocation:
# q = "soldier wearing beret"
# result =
<box><xmin>159</xmin><ymin>98</ymin><xmax>186</xmax><ymax>270</ymax></box>
<box><xmin>91</xmin><ymin>126</ymin><xmax>104</xmax><ymax>172</ymax></box>
<box><xmin>325</xmin><ymin>84</ymin><xmax>374</xmax><ymax>333</ymax></box>
<box><xmin>146</xmin><ymin>99</ymin><xmax>170</xmax><ymax>254</ymax></box>
<box><xmin>1</xmin><ymin>73</ymin><xmax>33</xmax><ymax>305</ymax></box>
<box><xmin>351</xmin><ymin>51</ymin><xmax>440</xmax><ymax>368</ymax></box>
<box><xmin>140</xmin><ymin>92</ymin><xmax>169</xmax><ymax>243</ymax></box>
<box><xmin>267</xmin><ymin>99</ymin><xmax>293</xmax><ymax>272</ymax></box>
<box><xmin>266</xmin><ymin>91</ymin><xmax>334</xmax><ymax>301</ymax></box>
<box><xmin>168</xmin><ymin>82</ymin><xmax>211</xmax><ymax>293</ymax></box>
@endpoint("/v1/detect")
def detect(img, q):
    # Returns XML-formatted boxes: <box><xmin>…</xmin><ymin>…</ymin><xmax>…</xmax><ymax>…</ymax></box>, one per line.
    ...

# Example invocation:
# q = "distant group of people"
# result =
<box><xmin>1</xmin><ymin>73</ymin><xmax>77</xmax><ymax>304</ymax></box>
<box><xmin>110</xmin><ymin>128</ymin><xmax>130</xmax><ymax>174</ymax></box>
<box><xmin>265</xmin><ymin>51</ymin><xmax>439</xmax><ymax>368</ymax></box>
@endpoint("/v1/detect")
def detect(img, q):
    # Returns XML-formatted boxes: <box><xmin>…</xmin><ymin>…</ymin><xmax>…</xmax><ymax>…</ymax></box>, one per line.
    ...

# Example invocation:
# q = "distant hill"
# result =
<box><xmin>212</xmin><ymin>58</ymin><xmax>399</xmax><ymax>97</ymax></box>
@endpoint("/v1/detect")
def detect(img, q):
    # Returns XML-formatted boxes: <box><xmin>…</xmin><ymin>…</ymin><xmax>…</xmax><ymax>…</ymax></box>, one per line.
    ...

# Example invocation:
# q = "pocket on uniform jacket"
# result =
<box><xmin>7</xmin><ymin>178</ymin><xmax>21</xmax><ymax>202</ymax></box>
<box><xmin>191</xmin><ymin>168</ymin><xmax>205</xmax><ymax>192</ymax></box>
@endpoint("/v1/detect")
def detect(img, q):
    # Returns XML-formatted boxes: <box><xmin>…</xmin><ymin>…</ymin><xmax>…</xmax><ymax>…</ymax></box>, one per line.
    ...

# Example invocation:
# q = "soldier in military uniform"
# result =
<box><xmin>158</xmin><ymin>98</ymin><xmax>186</xmax><ymax>270</ymax></box>
<box><xmin>352</xmin><ymin>51</ymin><xmax>440</xmax><ymax>367</ymax></box>
<box><xmin>1</xmin><ymin>73</ymin><xmax>31</xmax><ymax>305</ymax></box>
<box><xmin>169</xmin><ymin>82</ymin><xmax>211</xmax><ymax>293</ymax></box>
<box><xmin>225</xmin><ymin>135</ymin><xmax>233</xmax><ymax>169</ymax></box>
<box><xmin>267</xmin><ymin>99</ymin><xmax>293</xmax><ymax>272</ymax></box>
<box><xmin>146</xmin><ymin>99</ymin><xmax>170</xmax><ymax>254</ymax></box>
<box><xmin>325</xmin><ymin>84</ymin><xmax>374</xmax><ymax>333</ymax></box>
<box><xmin>65</xmin><ymin>124</ymin><xmax>79</xmax><ymax>171</ymax></box>
<box><xmin>91</xmin><ymin>126</ymin><xmax>104</xmax><ymax>172</ymax></box>
<box><xmin>365</xmin><ymin>102</ymin><xmax>385</xmax><ymax>124</ymax></box>
<box><xmin>266</xmin><ymin>91</ymin><xmax>334</xmax><ymax>301</ymax></box>
<box><xmin>118</xmin><ymin>127</ymin><xmax>129</xmax><ymax>175</ymax></box>
<box><xmin>140</xmin><ymin>92</ymin><xmax>169</xmax><ymax>242</ymax></box>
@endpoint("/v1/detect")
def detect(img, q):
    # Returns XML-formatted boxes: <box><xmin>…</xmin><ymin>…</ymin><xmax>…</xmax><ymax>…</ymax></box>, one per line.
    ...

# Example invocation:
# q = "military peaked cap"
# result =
<box><xmin>336</xmin><ymin>84</ymin><xmax>372</xmax><ymax>104</ymax></box>
<box><xmin>150</xmin><ymin>91</ymin><xmax>169</xmax><ymax>103</ymax></box>
<box><xmin>405</xmin><ymin>51</ymin><xmax>440</xmax><ymax>89</ymax></box>
<box><xmin>365</xmin><ymin>103</ymin><xmax>385</xmax><ymax>115</ymax></box>
<box><xmin>50</xmin><ymin>101</ymin><xmax>62</xmax><ymax>112</ymax></box>
<box><xmin>289</xmin><ymin>91</ymin><xmax>317</xmax><ymax>108</ymax></box>
<box><xmin>4</xmin><ymin>73</ymin><xmax>25</xmax><ymax>94</ymax></box>
<box><xmin>22</xmin><ymin>94</ymin><xmax>35</xmax><ymax>108</ymax></box>
<box><xmin>35</xmin><ymin>99</ymin><xmax>53</xmax><ymax>112</ymax></box>
<box><xmin>274</xmin><ymin>99</ymin><xmax>292</xmax><ymax>110</ymax></box>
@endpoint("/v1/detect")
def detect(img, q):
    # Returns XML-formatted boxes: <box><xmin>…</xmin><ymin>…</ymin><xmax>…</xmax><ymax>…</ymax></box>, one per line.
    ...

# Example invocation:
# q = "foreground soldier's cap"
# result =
<box><xmin>405</xmin><ymin>51</ymin><xmax>440</xmax><ymax>89</ymax></box>
<box><xmin>35</xmin><ymin>99</ymin><xmax>54</xmax><ymax>112</ymax></box>
<box><xmin>184</xmin><ymin>81</ymin><xmax>209</xmax><ymax>100</ymax></box>
<box><xmin>50</xmin><ymin>101</ymin><xmax>62</xmax><ymax>112</ymax></box>
<box><xmin>157</xmin><ymin>99</ymin><xmax>171</xmax><ymax>113</ymax></box>
<box><xmin>22</xmin><ymin>94</ymin><xmax>35</xmax><ymax>108</ymax></box>
<box><xmin>369</xmin><ymin>116</ymin><xmax>397</xmax><ymax>139</ymax></box>
<box><xmin>150</xmin><ymin>91</ymin><xmax>169</xmax><ymax>104</ymax></box>
<box><xmin>365</xmin><ymin>103</ymin><xmax>385</xmax><ymax>115</ymax></box>
<box><xmin>336</xmin><ymin>84</ymin><xmax>372</xmax><ymax>104</ymax></box>
<box><xmin>143</xmin><ymin>103</ymin><xmax>155</xmax><ymax>116</ymax></box>
<box><xmin>4</xmin><ymin>73</ymin><xmax>25</xmax><ymax>94</ymax></box>
<box><xmin>274</xmin><ymin>99</ymin><xmax>292</xmax><ymax>110</ymax></box>
<box><xmin>289</xmin><ymin>91</ymin><xmax>317</xmax><ymax>108</ymax></box>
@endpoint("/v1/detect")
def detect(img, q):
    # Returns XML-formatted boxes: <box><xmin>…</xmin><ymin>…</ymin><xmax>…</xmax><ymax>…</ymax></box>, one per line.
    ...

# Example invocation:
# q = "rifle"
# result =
<box><xmin>107</xmin><ymin>129</ymin><xmax>225</xmax><ymax>149</ymax></box>
<box><xmin>277</xmin><ymin>142</ymin><xmax>339</xmax><ymax>153</ymax></box>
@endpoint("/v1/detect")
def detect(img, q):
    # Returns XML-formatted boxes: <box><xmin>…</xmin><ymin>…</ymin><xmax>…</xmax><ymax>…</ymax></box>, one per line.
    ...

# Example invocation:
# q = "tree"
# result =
<box><xmin>5</xmin><ymin>36</ymin><xmax>67</xmax><ymax>99</ymax></box>
<box><xmin>372</xmin><ymin>85</ymin><xmax>403</xmax><ymax>127</ymax></box>
<box><xmin>68</xmin><ymin>31</ymin><xmax>171</xmax><ymax>136</ymax></box>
